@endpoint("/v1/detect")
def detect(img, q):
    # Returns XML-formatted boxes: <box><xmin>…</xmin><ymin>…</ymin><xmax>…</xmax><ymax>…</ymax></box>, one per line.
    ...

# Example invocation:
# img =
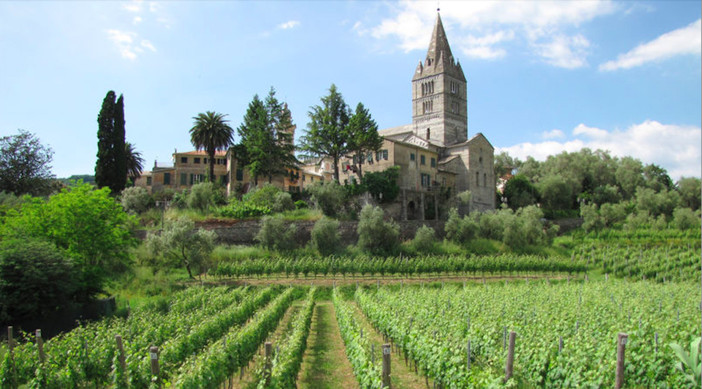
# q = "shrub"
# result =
<box><xmin>412</xmin><ymin>225</ymin><xmax>436</xmax><ymax>253</ymax></box>
<box><xmin>146</xmin><ymin>218</ymin><xmax>216</xmax><ymax>278</ymax></box>
<box><xmin>357</xmin><ymin>205</ymin><xmax>399</xmax><ymax>255</ymax></box>
<box><xmin>272</xmin><ymin>191</ymin><xmax>295</xmax><ymax>213</ymax></box>
<box><xmin>243</xmin><ymin>184</ymin><xmax>281</xmax><ymax>208</ymax></box>
<box><xmin>171</xmin><ymin>189</ymin><xmax>189</xmax><ymax>209</ymax></box>
<box><xmin>255</xmin><ymin>215</ymin><xmax>297</xmax><ymax>251</ymax></box>
<box><xmin>216</xmin><ymin>201</ymin><xmax>271</xmax><ymax>219</ymax></box>
<box><xmin>444</xmin><ymin>208</ymin><xmax>478</xmax><ymax>243</ymax></box>
<box><xmin>0</xmin><ymin>238</ymin><xmax>77</xmax><ymax>323</ymax></box>
<box><xmin>294</xmin><ymin>200</ymin><xmax>308</xmax><ymax>209</ymax></box>
<box><xmin>477</xmin><ymin>211</ymin><xmax>504</xmax><ymax>240</ymax></box>
<box><xmin>362</xmin><ymin>166</ymin><xmax>400</xmax><ymax>203</ymax></box>
<box><xmin>307</xmin><ymin>181</ymin><xmax>346</xmax><ymax>217</ymax></box>
<box><xmin>187</xmin><ymin>182</ymin><xmax>216</xmax><ymax>211</ymax></box>
<box><xmin>121</xmin><ymin>186</ymin><xmax>153</xmax><ymax>214</ymax></box>
<box><xmin>672</xmin><ymin>207</ymin><xmax>700</xmax><ymax>230</ymax></box>
<box><xmin>311</xmin><ymin>217</ymin><xmax>341</xmax><ymax>256</ymax></box>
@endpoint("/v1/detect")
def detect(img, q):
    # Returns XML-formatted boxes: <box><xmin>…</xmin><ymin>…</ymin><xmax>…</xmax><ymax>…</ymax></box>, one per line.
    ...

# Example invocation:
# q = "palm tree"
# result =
<box><xmin>125</xmin><ymin>142</ymin><xmax>145</xmax><ymax>183</ymax></box>
<box><xmin>190</xmin><ymin>111</ymin><xmax>234</xmax><ymax>183</ymax></box>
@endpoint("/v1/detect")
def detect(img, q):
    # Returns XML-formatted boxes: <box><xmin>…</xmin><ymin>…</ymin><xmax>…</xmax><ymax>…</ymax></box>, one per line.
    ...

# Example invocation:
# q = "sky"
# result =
<box><xmin>1</xmin><ymin>0</ymin><xmax>700</xmax><ymax>180</ymax></box>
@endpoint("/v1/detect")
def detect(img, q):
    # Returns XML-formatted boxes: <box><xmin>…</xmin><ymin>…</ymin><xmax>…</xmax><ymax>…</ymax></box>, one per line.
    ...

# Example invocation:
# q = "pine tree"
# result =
<box><xmin>347</xmin><ymin>102</ymin><xmax>383</xmax><ymax>179</ymax></box>
<box><xmin>299</xmin><ymin>84</ymin><xmax>351</xmax><ymax>183</ymax></box>
<box><xmin>237</xmin><ymin>88</ymin><xmax>298</xmax><ymax>186</ymax></box>
<box><xmin>95</xmin><ymin>91</ymin><xmax>127</xmax><ymax>193</ymax></box>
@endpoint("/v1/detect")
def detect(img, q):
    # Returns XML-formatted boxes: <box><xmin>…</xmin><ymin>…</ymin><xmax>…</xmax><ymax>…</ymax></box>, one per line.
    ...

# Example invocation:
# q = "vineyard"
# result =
<box><xmin>1</xmin><ymin>277</ymin><xmax>699</xmax><ymax>388</ymax></box>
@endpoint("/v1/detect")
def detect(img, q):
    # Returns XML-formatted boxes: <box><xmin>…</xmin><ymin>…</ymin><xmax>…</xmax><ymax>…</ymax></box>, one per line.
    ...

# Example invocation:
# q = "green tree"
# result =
<box><xmin>643</xmin><ymin>163</ymin><xmax>673</xmax><ymax>192</ymax></box>
<box><xmin>538</xmin><ymin>174</ymin><xmax>573</xmax><ymax>211</ymax></box>
<box><xmin>362</xmin><ymin>166</ymin><xmax>400</xmax><ymax>203</ymax></box>
<box><xmin>503</xmin><ymin>174</ymin><xmax>538</xmax><ymax>210</ymax></box>
<box><xmin>146</xmin><ymin>218</ymin><xmax>216</xmax><ymax>279</ymax></box>
<box><xmin>125</xmin><ymin>142</ymin><xmax>145</xmax><ymax>183</ymax></box>
<box><xmin>494</xmin><ymin>151</ymin><xmax>521</xmax><ymax>178</ymax></box>
<box><xmin>615</xmin><ymin>156</ymin><xmax>644</xmax><ymax>200</ymax></box>
<box><xmin>357</xmin><ymin>204</ymin><xmax>399</xmax><ymax>255</ymax></box>
<box><xmin>347</xmin><ymin>102</ymin><xmax>383</xmax><ymax>179</ymax></box>
<box><xmin>311</xmin><ymin>217</ymin><xmax>341</xmax><ymax>256</ymax></box>
<box><xmin>299</xmin><ymin>84</ymin><xmax>351</xmax><ymax>183</ymax></box>
<box><xmin>255</xmin><ymin>215</ymin><xmax>297</xmax><ymax>251</ymax></box>
<box><xmin>96</xmin><ymin>91</ymin><xmax>127</xmax><ymax>193</ymax></box>
<box><xmin>0</xmin><ymin>130</ymin><xmax>54</xmax><ymax>196</ymax></box>
<box><xmin>676</xmin><ymin>177</ymin><xmax>701</xmax><ymax>211</ymax></box>
<box><xmin>0</xmin><ymin>238</ymin><xmax>78</xmax><ymax>323</ymax></box>
<box><xmin>306</xmin><ymin>181</ymin><xmax>346</xmax><ymax>217</ymax></box>
<box><xmin>190</xmin><ymin>111</ymin><xmax>234</xmax><ymax>183</ymax></box>
<box><xmin>237</xmin><ymin>90</ymin><xmax>298</xmax><ymax>185</ymax></box>
<box><xmin>0</xmin><ymin>183</ymin><xmax>137</xmax><ymax>299</ymax></box>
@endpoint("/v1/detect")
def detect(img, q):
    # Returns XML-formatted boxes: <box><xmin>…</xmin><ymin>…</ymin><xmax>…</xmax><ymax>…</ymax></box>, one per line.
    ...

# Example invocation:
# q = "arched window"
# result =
<box><xmin>475</xmin><ymin>172</ymin><xmax>480</xmax><ymax>187</ymax></box>
<box><xmin>483</xmin><ymin>173</ymin><xmax>486</xmax><ymax>187</ymax></box>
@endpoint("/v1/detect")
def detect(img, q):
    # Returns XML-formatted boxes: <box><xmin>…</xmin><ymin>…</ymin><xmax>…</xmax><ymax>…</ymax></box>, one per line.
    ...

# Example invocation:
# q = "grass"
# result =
<box><xmin>105</xmin><ymin>265</ymin><xmax>189</xmax><ymax>313</ymax></box>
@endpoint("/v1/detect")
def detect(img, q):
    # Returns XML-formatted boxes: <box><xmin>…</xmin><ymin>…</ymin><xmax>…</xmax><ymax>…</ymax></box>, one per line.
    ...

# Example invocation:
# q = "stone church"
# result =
<box><xmin>340</xmin><ymin>12</ymin><xmax>496</xmax><ymax>218</ymax></box>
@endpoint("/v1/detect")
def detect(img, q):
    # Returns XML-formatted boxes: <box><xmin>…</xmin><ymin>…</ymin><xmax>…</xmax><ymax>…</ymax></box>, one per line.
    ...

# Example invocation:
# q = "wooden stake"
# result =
<box><xmin>382</xmin><ymin>344</ymin><xmax>391</xmax><ymax>388</ymax></box>
<box><xmin>264</xmin><ymin>342</ymin><xmax>272</xmax><ymax>385</ymax></box>
<box><xmin>115</xmin><ymin>335</ymin><xmax>127</xmax><ymax>376</ymax></box>
<box><xmin>150</xmin><ymin>346</ymin><xmax>160</xmax><ymax>387</ymax></box>
<box><xmin>467</xmin><ymin>340</ymin><xmax>471</xmax><ymax>371</ymax></box>
<box><xmin>36</xmin><ymin>330</ymin><xmax>45</xmax><ymax>364</ymax></box>
<box><xmin>505</xmin><ymin>331</ymin><xmax>516</xmax><ymax>382</ymax></box>
<box><xmin>615</xmin><ymin>333</ymin><xmax>628</xmax><ymax>389</ymax></box>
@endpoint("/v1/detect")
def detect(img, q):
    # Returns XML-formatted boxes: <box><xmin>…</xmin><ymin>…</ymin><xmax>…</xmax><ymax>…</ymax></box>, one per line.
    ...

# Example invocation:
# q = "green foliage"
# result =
<box><xmin>444</xmin><ymin>208</ymin><xmax>478</xmax><ymax>243</ymax></box>
<box><xmin>96</xmin><ymin>90</ymin><xmax>127</xmax><ymax>193</ymax></box>
<box><xmin>0</xmin><ymin>130</ymin><xmax>54</xmax><ymax>196</ymax></box>
<box><xmin>294</xmin><ymin>199</ymin><xmax>308</xmax><ymax>209</ymax></box>
<box><xmin>356</xmin><ymin>204</ymin><xmax>399</xmax><ymax>255</ymax></box>
<box><xmin>299</xmin><ymin>84</ymin><xmax>352</xmax><ymax>182</ymax></box>
<box><xmin>635</xmin><ymin>187</ymin><xmax>680</xmax><ymax>218</ymax></box>
<box><xmin>677</xmin><ymin>177</ymin><xmax>701</xmax><ymax>211</ymax></box>
<box><xmin>216</xmin><ymin>201</ymin><xmax>271</xmax><ymax>219</ymax></box>
<box><xmin>120</xmin><ymin>186</ymin><xmax>152</xmax><ymax>214</ymax></box>
<box><xmin>307</xmin><ymin>181</ymin><xmax>346</xmax><ymax>217</ymax></box>
<box><xmin>187</xmin><ymin>182</ymin><xmax>218</xmax><ymax>212</ymax></box>
<box><xmin>310</xmin><ymin>217</ymin><xmax>341</xmax><ymax>256</ymax></box>
<box><xmin>272</xmin><ymin>191</ymin><xmax>295</xmax><ymax>213</ymax></box>
<box><xmin>237</xmin><ymin>89</ymin><xmax>298</xmax><ymax>185</ymax></box>
<box><xmin>125</xmin><ymin>142</ymin><xmax>145</xmax><ymax>182</ymax></box>
<box><xmin>347</xmin><ymin>102</ymin><xmax>383</xmax><ymax>179</ymax></box>
<box><xmin>538</xmin><ymin>174</ymin><xmax>573</xmax><ymax>211</ymax></box>
<box><xmin>146</xmin><ymin>218</ymin><xmax>216</xmax><ymax>278</ymax></box>
<box><xmin>0</xmin><ymin>183</ymin><xmax>136</xmax><ymax>298</ymax></box>
<box><xmin>412</xmin><ymin>225</ymin><xmax>437</xmax><ymax>253</ymax></box>
<box><xmin>457</xmin><ymin>190</ymin><xmax>472</xmax><ymax>205</ymax></box>
<box><xmin>503</xmin><ymin>174</ymin><xmax>538</xmax><ymax>210</ymax></box>
<box><xmin>0</xmin><ymin>238</ymin><xmax>77</xmax><ymax>323</ymax></box>
<box><xmin>255</xmin><ymin>215</ymin><xmax>297</xmax><ymax>251</ymax></box>
<box><xmin>189</xmin><ymin>111</ymin><xmax>234</xmax><ymax>183</ymax></box>
<box><xmin>669</xmin><ymin>338</ymin><xmax>701</xmax><ymax>388</ymax></box>
<box><xmin>243</xmin><ymin>184</ymin><xmax>281</xmax><ymax>207</ymax></box>
<box><xmin>362</xmin><ymin>166</ymin><xmax>400</xmax><ymax>203</ymax></box>
<box><xmin>672</xmin><ymin>207</ymin><xmax>700</xmax><ymax>230</ymax></box>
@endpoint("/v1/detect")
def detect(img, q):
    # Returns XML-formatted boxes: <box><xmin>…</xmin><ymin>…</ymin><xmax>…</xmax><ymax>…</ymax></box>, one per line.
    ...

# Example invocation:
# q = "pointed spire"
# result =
<box><xmin>425</xmin><ymin>12</ymin><xmax>453</xmax><ymax>67</ymax></box>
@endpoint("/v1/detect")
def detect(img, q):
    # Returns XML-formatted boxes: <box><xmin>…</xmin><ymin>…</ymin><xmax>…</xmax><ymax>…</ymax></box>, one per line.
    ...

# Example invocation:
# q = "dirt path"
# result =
<box><xmin>231</xmin><ymin>302</ymin><xmax>301</xmax><ymax>388</ymax></box>
<box><xmin>348</xmin><ymin>300</ymin><xmax>434</xmax><ymax>389</ymax></box>
<box><xmin>297</xmin><ymin>301</ymin><xmax>358</xmax><ymax>389</ymax></box>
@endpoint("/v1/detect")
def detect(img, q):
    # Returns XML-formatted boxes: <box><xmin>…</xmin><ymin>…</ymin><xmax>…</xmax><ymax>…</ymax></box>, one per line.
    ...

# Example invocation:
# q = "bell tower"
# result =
<box><xmin>411</xmin><ymin>12</ymin><xmax>468</xmax><ymax>146</ymax></box>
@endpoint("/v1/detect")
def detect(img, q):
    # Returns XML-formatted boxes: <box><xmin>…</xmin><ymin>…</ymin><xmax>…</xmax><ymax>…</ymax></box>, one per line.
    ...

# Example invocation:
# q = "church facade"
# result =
<box><xmin>339</xmin><ymin>13</ymin><xmax>496</xmax><ymax>216</ymax></box>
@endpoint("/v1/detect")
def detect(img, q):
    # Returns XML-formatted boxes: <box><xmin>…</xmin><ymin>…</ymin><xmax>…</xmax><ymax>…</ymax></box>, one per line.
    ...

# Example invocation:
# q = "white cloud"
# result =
<box><xmin>106</xmin><ymin>29</ymin><xmax>156</xmax><ymax>60</ymax></box>
<box><xmin>123</xmin><ymin>0</ymin><xmax>143</xmax><ymax>13</ymax></box>
<box><xmin>531</xmin><ymin>34</ymin><xmax>590</xmax><ymax>68</ymax></box>
<box><xmin>599</xmin><ymin>19</ymin><xmax>701</xmax><ymax>71</ymax></box>
<box><xmin>460</xmin><ymin>30</ymin><xmax>514</xmax><ymax>59</ymax></box>
<box><xmin>541</xmin><ymin>129</ymin><xmax>565</xmax><ymax>139</ymax></box>
<box><xmin>133</xmin><ymin>16</ymin><xmax>143</xmax><ymax>25</ymax></box>
<box><xmin>141</xmin><ymin>40</ymin><xmax>156</xmax><ymax>52</ymax></box>
<box><xmin>499</xmin><ymin>120</ymin><xmax>701</xmax><ymax>179</ymax></box>
<box><xmin>366</xmin><ymin>0</ymin><xmax>614</xmax><ymax>67</ymax></box>
<box><xmin>278</xmin><ymin>20</ymin><xmax>300</xmax><ymax>30</ymax></box>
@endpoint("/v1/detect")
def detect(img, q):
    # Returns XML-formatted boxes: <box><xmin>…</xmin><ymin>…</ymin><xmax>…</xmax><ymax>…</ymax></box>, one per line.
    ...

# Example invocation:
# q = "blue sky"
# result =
<box><xmin>1</xmin><ymin>0</ymin><xmax>700</xmax><ymax>180</ymax></box>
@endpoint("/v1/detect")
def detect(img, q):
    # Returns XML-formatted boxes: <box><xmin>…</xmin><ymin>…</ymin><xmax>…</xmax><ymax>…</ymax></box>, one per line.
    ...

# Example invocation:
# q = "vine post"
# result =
<box><xmin>615</xmin><ymin>333</ymin><xmax>628</xmax><ymax>389</ymax></box>
<box><xmin>115</xmin><ymin>335</ymin><xmax>127</xmax><ymax>375</ymax></box>
<box><xmin>150</xmin><ymin>346</ymin><xmax>160</xmax><ymax>387</ymax></box>
<box><xmin>264</xmin><ymin>342</ymin><xmax>272</xmax><ymax>385</ymax></box>
<box><xmin>382</xmin><ymin>343</ymin><xmax>391</xmax><ymax>388</ymax></box>
<box><xmin>505</xmin><ymin>331</ymin><xmax>516</xmax><ymax>382</ymax></box>
<box><xmin>35</xmin><ymin>329</ymin><xmax>45</xmax><ymax>364</ymax></box>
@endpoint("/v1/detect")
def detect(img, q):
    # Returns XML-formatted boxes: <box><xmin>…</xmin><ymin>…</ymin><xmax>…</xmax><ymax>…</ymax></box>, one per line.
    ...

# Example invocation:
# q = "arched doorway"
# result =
<box><xmin>407</xmin><ymin>201</ymin><xmax>416</xmax><ymax>220</ymax></box>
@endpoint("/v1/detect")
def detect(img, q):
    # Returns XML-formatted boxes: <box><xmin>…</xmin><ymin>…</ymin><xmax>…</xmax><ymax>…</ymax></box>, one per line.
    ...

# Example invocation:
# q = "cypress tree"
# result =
<box><xmin>95</xmin><ymin>91</ymin><xmax>127</xmax><ymax>193</ymax></box>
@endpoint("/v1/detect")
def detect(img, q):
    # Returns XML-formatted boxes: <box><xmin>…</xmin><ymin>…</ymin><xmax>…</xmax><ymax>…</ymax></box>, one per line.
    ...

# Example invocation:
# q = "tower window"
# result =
<box><xmin>450</xmin><ymin>81</ymin><xmax>459</xmax><ymax>94</ymax></box>
<box><xmin>426</xmin><ymin>128</ymin><xmax>430</xmax><ymax>139</ymax></box>
<box><xmin>476</xmin><ymin>172</ymin><xmax>480</xmax><ymax>187</ymax></box>
<box><xmin>483</xmin><ymin>173</ymin><xmax>487</xmax><ymax>187</ymax></box>
<box><xmin>451</xmin><ymin>101</ymin><xmax>459</xmax><ymax>114</ymax></box>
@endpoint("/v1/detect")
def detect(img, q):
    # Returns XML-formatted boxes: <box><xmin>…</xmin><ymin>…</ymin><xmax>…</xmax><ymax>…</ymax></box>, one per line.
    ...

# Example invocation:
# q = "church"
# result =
<box><xmin>338</xmin><ymin>12</ymin><xmax>495</xmax><ymax>218</ymax></box>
